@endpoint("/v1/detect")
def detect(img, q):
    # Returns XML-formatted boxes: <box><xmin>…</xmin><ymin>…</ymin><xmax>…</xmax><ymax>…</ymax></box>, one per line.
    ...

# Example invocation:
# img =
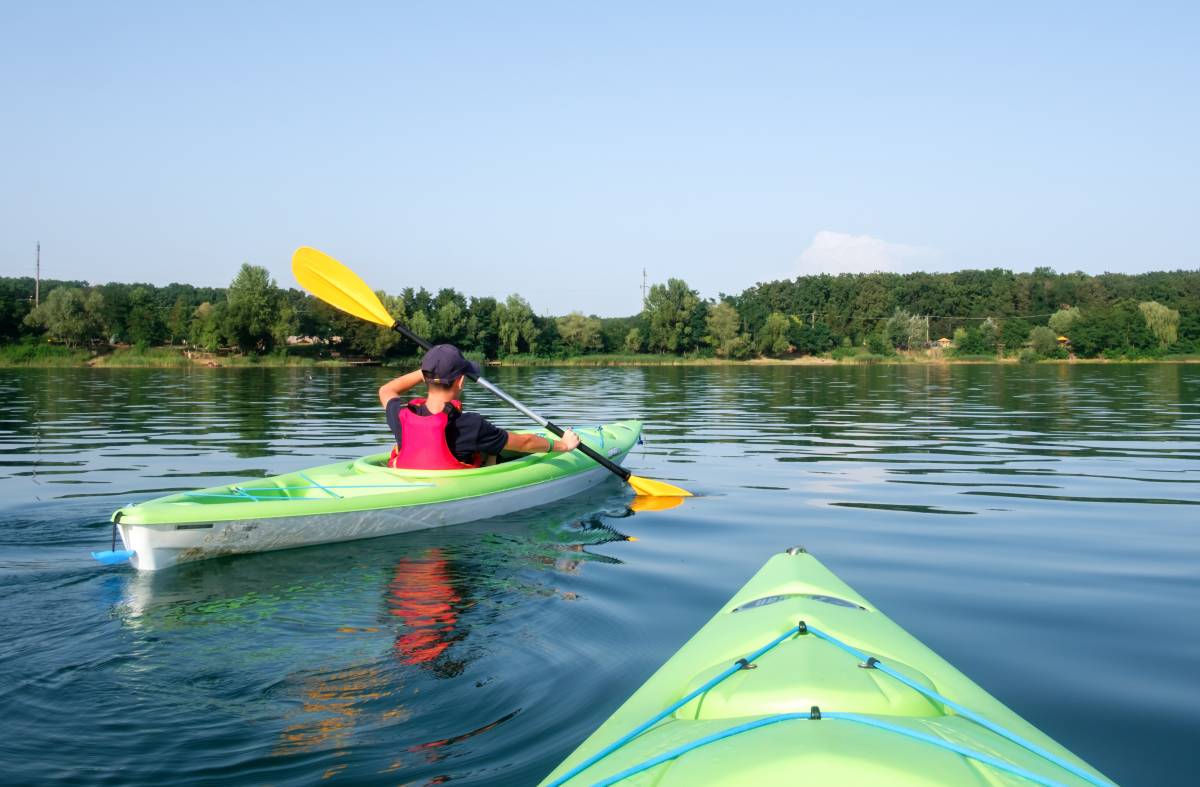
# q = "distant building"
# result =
<box><xmin>1057</xmin><ymin>335</ymin><xmax>1071</xmax><ymax>346</ymax></box>
<box><xmin>936</xmin><ymin>337</ymin><xmax>952</xmax><ymax>348</ymax></box>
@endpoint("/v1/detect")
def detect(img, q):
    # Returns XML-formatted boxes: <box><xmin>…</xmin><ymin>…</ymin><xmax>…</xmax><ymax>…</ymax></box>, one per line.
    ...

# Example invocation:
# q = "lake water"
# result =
<box><xmin>1</xmin><ymin>364</ymin><xmax>1197</xmax><ymax>785</ymax></box>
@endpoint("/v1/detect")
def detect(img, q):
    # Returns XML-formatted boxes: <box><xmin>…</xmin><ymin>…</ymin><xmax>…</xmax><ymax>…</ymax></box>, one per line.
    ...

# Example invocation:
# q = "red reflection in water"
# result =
<box><xmin>388</xmin><ymin>548</ymin><xmax>464</xmax><ymax>668</ymax></box>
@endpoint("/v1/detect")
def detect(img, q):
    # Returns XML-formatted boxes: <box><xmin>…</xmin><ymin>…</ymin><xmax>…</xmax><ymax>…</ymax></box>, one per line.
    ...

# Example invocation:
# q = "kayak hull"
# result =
<box><xmin>112</xmin><ymin>421</ymin><xmax>641</xmax><ymax>571</ymax></box>
<box><xmin>542</xmin><ymin>548</ymin><xmax>1110</xmax><ymax>786</ymax></box>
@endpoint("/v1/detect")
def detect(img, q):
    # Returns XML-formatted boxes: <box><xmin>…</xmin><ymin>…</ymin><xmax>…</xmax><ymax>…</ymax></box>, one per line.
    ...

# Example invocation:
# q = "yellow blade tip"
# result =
<box><xmin>629</xmin><ymin>495</ymin><xmax>686</xmax><ymax>512</ymax></box>
<box><xmin>627</xmin><ymin>475</ymin><xmax>693</xmax><ymax>498</ymax></box>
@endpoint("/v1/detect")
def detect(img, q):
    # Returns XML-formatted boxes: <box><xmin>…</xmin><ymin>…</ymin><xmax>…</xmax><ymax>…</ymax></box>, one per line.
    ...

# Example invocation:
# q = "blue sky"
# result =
<box><xmin>2</xmin><ymin>2</ymin><xmax>1196</xmax><ymax>316</ymax></box>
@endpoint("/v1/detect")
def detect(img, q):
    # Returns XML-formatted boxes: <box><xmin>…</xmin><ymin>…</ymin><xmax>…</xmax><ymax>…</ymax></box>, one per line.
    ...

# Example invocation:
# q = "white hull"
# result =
<box><xmin>119</xmin><ymin>460</ymin><xmax>625</xmax><ymax>571</ymax></box>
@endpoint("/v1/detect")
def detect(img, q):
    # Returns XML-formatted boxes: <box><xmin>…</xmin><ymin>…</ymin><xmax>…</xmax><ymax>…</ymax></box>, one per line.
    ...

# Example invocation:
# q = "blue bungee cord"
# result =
<box><xmin>548</xmin><ymin>619</ymin><xmax>1112</xmax><ymax>787</ymax></box>
<box><xmin>543</xmin><ymin>624</ymin><xmax>804</xmax><ymax>787</ymax></box>
<box><xmin>802</xmin><ymin>623</ymin><xmax>1109</xmax><ymax>787</ymax></box>
<box><xmin>590</xmin><ymin>712</ymin><xmax>1072</xmax><ymax>787</ymax></box>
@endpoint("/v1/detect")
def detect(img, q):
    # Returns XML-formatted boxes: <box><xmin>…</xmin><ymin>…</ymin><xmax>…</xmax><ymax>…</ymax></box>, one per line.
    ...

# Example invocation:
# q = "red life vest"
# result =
<box><xmin>388</xmin><ymin>398</ymin><xmax>480</xmax><ymax>470</ymax></box>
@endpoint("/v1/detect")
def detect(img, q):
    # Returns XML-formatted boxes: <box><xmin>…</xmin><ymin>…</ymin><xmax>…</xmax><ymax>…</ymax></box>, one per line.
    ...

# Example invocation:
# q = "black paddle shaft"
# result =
<box><xmin>391</xmin><ymin>323</ymin><xmax>633</xmax><ymax>481</ymax></box>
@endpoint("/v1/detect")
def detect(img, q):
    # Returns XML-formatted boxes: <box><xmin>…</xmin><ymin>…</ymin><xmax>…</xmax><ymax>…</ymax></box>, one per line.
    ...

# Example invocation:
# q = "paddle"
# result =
<box><xmin>291</xmin><ymin>246</ymin><xmax>692</xmax><ymax>498</ymax></box>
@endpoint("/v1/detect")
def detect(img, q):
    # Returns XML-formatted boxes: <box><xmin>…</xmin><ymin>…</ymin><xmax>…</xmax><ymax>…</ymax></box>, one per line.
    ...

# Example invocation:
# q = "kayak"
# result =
<box><xmin>542</xmin><ymin>548</ymin><xmax>1112</xmax><ymax>787</ymax></box>
<box><xmin>108</xmin><ymin>421</ymin><xmax>642</xmax><ymax>571</ymax></box>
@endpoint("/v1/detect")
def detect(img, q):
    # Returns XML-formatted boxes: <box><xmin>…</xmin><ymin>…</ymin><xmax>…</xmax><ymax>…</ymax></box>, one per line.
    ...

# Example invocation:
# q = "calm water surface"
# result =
<box><xmin>1</xmin><ymin>365</ymin><xmax>1197</xmax><ymax>785</ymax></box>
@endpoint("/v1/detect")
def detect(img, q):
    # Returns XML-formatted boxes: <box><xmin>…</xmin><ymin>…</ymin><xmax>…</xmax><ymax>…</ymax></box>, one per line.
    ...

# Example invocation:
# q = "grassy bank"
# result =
<box><xmin>0</xmin><ymin>342</ymin><xmax>92</xmax><ymax>367</ymax></box>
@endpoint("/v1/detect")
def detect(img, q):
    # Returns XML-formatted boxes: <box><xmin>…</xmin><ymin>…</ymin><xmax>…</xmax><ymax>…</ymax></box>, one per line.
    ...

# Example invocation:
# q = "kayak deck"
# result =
<box><xmin>542</xmin><ymin>548</ymin><xmax>1111</xmax><ymax>786</ymax></box>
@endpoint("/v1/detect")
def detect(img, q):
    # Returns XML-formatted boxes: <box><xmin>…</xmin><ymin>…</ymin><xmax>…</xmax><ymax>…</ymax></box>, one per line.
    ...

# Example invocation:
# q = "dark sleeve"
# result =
<box><xmin>451</xmin><ymin>413</ymin><xmax>509</xmax><ymax>456</ymax></box>
<box><xmin>384</xmin><ymin>398</ymin><xmax>405</xmax><ymax>447</ymax></box>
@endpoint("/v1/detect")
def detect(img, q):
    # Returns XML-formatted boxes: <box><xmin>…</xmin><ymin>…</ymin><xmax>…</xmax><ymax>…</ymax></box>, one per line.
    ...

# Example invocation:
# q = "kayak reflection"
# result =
<box><xmin>106</xmin><ymin>487</ymin><xmax>642</xmax><ymax>773</ymax></box>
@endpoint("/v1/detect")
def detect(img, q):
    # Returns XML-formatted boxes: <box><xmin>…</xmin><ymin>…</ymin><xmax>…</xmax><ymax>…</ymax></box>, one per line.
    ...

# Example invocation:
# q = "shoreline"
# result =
<box><xmin>3</xmin><ymin>348</ymin><xmax>1199</xmax><ymax>369</ymax></box>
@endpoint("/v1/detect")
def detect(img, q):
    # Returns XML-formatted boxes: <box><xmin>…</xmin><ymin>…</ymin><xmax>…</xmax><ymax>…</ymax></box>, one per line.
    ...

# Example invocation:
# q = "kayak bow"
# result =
<box><xmin>543</xmin><ymin>548</ymin><xmax>1112</xmax><ymax>787</ymax></box>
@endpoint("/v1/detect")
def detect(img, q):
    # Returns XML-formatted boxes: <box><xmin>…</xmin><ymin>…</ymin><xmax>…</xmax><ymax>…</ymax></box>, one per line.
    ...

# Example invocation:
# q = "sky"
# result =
<box><xmin>1</xmin><ymin>1</ymin><xmax>1197</xmax><ymax>316</ymax></box>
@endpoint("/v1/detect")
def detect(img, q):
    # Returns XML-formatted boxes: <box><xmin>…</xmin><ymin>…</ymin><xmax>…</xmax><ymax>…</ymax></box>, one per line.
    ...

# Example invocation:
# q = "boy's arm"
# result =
<box><xmin>504</xmin><ymin>429</ymin><xmax>580</xmax><ymax>454</ymax></box>
<box><xmin>378</xmin><ymin>370</ymin><xmax>425</xmax><ymax>407</ymax></box>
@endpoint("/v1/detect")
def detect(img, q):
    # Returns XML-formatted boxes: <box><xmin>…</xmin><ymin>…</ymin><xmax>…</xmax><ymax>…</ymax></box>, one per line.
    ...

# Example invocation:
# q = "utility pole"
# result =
<box><xmin>641</xmin><ymin>267</ymin><xmax>648</xmax><ymax>307</ymax></box>
<box><xmin>35</xmin><ymin>242</ymin><xmax>40</xmax><ymax>307</ymax></box>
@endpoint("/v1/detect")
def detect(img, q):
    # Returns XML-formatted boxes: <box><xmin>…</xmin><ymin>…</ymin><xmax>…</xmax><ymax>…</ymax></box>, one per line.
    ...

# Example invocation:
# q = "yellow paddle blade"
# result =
<box><xmin>629</xmin><ymin>495</ymin><xmax>685</xmax><ymax>512</ymax></box>
<box><xmin>292</xmin><ymin>247</ymin><xmax>396</xmax><ymax>328</ymax></box>
<box><xmin>627</xmin><ymin>474</ymin><xmax>693</xmax><ymax>497</ymax></box>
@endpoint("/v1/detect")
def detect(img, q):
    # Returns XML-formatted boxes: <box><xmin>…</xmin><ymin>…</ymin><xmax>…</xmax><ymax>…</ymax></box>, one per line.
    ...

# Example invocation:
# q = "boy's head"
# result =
<box><xmin>420</xmin><ymin>344</ymin><xmax>478</xmax><ymax>395</ymax></box>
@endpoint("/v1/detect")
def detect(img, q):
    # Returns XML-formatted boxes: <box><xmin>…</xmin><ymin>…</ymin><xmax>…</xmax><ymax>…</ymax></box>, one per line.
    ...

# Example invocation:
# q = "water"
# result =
<box><xmin>1</xmin><ymin>364</ymin><xmax>1197</xmax><ymax>786</ymax></box>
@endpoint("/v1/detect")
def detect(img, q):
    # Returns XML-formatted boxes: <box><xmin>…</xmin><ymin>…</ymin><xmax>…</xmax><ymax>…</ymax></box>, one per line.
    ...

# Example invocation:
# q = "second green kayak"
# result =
<box><xmin>108</xmin><ymin>421</ymin><xmax>642</xmax><ymax>571</ymax></box>
<box><xmin>543</xmin><ymin>548</ymin><xmax>1112</xmax><ymax>786</ymax></box>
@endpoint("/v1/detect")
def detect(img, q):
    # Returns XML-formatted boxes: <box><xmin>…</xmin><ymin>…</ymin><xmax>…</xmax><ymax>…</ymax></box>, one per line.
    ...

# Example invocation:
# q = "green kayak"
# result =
<box><xmin>107</xmin><ymin>421</ymin><xmax>642</xmax><ymax>571</ymax></box>
<box><xmin>543</xmin><ymin>548</ymin><xmax>1112</xmax><ymax>787</ymax></box>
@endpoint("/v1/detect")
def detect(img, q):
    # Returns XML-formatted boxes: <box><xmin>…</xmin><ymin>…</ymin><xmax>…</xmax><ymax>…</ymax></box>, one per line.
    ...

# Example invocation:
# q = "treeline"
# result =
<box><xmin>2</xmin><ymin>265</ymin><xmax>1199</xmax><ymax>361</ymax></box>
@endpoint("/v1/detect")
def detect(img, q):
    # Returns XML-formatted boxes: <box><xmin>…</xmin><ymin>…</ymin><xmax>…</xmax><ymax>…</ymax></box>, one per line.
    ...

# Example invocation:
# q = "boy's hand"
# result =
<box><xmin>556</xmin><ymin>429</ymin><xmax>580</xmax><ymax>452</ymax></box>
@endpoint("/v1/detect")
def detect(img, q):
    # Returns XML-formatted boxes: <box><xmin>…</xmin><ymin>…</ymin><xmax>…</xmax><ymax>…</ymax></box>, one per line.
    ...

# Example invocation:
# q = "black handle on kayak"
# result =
<box><xmin>390</xmin><ymin>323</ymin><xmax>632</xmax><ymax>481</ymax></box>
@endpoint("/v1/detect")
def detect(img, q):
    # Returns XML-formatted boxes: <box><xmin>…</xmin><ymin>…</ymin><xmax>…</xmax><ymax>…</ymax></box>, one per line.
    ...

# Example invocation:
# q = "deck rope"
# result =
<box><xmin>590</xmin><ymin>712</ymin><xmax>1073</xmax><ymax>787</ymax></box>
<box><xmin>543</xmin><ymin>624</ymin><xmax>803</xmax><ymax>787</ymax></box>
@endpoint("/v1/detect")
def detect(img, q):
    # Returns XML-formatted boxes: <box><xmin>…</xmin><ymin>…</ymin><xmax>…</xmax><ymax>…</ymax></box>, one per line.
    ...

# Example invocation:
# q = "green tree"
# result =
<box><xmin>433</xmin><ymin>300</ymin><xmax>466</xmax><ymax>345</ymax></box>
<box><xmin>1048</xmin><ymin>307</ymin><xmax>1081</xmax><ymax>336</ymax></box>
<box><xmin>96</xmin><ymin>283</ymin><xmax>130</xmax><ymax>342</ymax></box>
<box><xmin>0</xmin><ymin>278</ymin><xmax>40</xmax><ymax>340</ymax></box>
<box><xmin>1028</xmin><ymin>325</ymin><xmax>1058</xmax><ymax>356</ymax></box>
<box><xmin>271</xmin><ymin>299</ymin><xmax>301</xmax><ymax>351</ymax></box>
<box><xmin>726</xmin><ymin>333</ymin><xmax>756</xmax><ymax>360</ymax></box>
<box><xmin>125</xmin><ymin>286</ymin><xmax>164</xmax><ymax>346</ymax></box>
<box><xmin>883</xmin><ymin>309</ymin><xmax>930</xmax><ymax>351</ymax></box>
<box><xmin>1000</xmin><ymin>318</ymin><xmax>1032</xmax><ymax>351</ymax></box>
<box><xmin>465</xmin><ymin>296</ymin><xmax>500</xmax><ymax>357</ymax></box>
<box><xmin>223</xmin><ymin>264</ymin><xmax>282</xmax><ymax>352</ymax></box>
<box><xmin>623</xmin><ymin>327</ymin><xmax>644</xmax><ymax>353</ymax></box>
<box><xmin>189</xmin><ymin>301</ymin><xmax>224</xmax><ymax>350</ymax></box>
<box><xmin>166</xmin><ymin>296</ymin><xmax>190</xmax><ymax>344</ymax></box>
<box><xmin>1071</xmin><ymin>302</ymin><xmax>1155</xmax><ymax>357</ymax></box>
<box><xmin>556</xmin><ymin>312</ymin><xmax>602</xmax><ymax>354</ymax></box>
<box><xmin>1138</xmin><ymin>301</ymin><xmax>1179</xmax><ymax>348</ymax></box>
<box><xmin>704</xmin><ymin>301</ymin><xmax>741</xmax><ymax>356</ymax></box>
<box><xmin>788</xmin><ymin>321</ymin><xmax>835</xmax><ymax>355</ymax></box>
<box><xmin>645</xmin><ymin>278</ymin><xmax>703</xmax><ymax>353</ymax></box>
<box><xmin>953</xmin><ymin>324</ymin><xmax>994</xmax><ymax>355</ymax></box>
<box><xmin>757</xmin><ymin>312</ymin><xmax>791</xmax><ymax>355</ymax></box>
<box><xmin>407</xmin><ymin>310</ymin><xmax>433</xmax><ymax>347</ymax></box>
<box><xmin>979</xmin><ymin>317</ymin><xmax>999</xmax><ymax>351</ymax></box>
<box><xmin>884</xmin><ymin>309</ymin><xmax>914</xmax><ymax>350</ymax></box>
<box><xmin>497</xmin><ymin>294</ymin><xmax>537</xmax><ymax>356</ymax></box>
<box><xmin>23</xmin><ymin>287</ymin><xmax>106</xmax><ymax>346</ymax></box>
<box><xmin>866</xmin><ymin>332</ymin><xmax>893</xmax><ymax>356</ymax></box>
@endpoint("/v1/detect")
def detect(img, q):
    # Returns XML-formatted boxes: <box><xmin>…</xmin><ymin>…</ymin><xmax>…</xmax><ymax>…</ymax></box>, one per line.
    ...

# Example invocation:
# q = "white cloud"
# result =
<box><xmin>797</xmin><ymin>230</ymin><xmax>939</xmax><ymax>274</ymax></box>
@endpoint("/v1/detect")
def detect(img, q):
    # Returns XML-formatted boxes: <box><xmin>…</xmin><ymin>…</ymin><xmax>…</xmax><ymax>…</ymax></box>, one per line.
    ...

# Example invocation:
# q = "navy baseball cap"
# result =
<box><xmin>420</xmin><ymin>344</ymin><xmax>480</xmax><ymax>384</ymax></box>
